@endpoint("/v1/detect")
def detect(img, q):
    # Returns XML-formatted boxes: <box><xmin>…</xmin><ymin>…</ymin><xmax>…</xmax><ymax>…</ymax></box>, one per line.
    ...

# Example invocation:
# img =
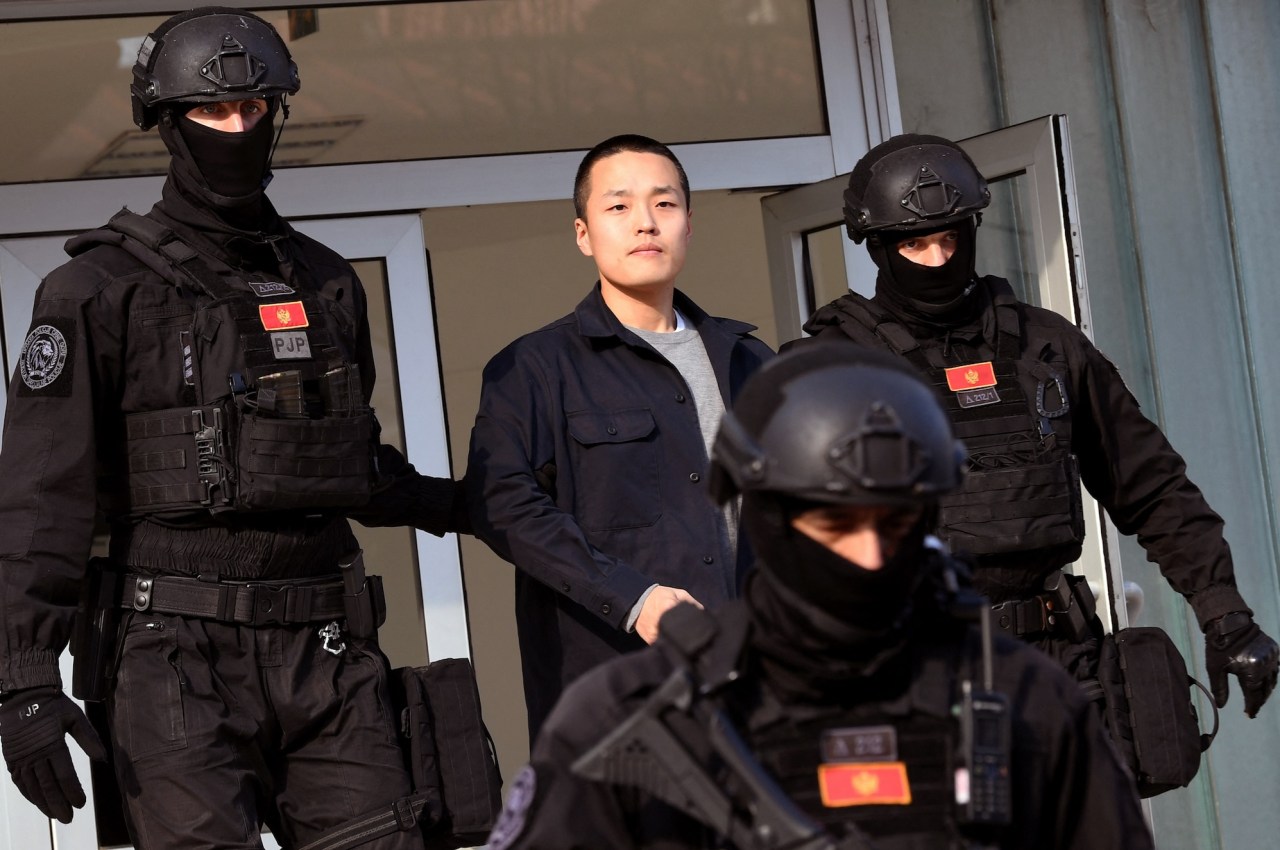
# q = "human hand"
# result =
<box><xmin>1205</xmin><ymin>613</ymin><xmax>1280</xmax><ymax>718</ymax></box>
<box><xmin>0</xmin><ymin>687</ymin><xmax>106</xmax><ymax>823</ymax></box>
<box><xmin>635</xmin><ymin>586</ymin><xmax>703</xmax><ymax>644</ymax></box>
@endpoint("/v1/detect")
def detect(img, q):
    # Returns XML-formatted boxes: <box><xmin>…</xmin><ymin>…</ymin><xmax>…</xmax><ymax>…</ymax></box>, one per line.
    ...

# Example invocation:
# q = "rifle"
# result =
<box><xmin>571</xmin><ymin>663</ymin><xmax>879</xmax><ymax>850</ymax></box>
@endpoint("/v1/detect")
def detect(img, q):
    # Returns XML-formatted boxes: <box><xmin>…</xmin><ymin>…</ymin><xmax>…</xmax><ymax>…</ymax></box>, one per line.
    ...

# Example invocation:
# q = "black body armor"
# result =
<box><xmin>815</xmin><ymin>280</ymin><xmax>1084</xmax><ymax>558</ymax></box>
<box><xmin>68</xmin><ymin>209</ymin><xmax>377</xmax><ymax>518</ymax></box>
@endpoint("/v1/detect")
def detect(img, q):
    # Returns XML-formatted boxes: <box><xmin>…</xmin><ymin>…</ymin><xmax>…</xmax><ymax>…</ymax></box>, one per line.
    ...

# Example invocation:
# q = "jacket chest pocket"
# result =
<box><xmin>129</xmin><ymin>305</ymin><xmax>196</xmax><ymax>403</ymax></box>
<box><xmin>567</xmin><ymin>408</ymin><xmax>661</xmax><ymax>531</ymax></box>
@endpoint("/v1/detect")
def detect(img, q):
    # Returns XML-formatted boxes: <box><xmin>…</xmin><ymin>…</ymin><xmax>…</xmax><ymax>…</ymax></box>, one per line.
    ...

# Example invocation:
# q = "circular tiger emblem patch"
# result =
<box><xmin>19</xmin><ymin>324</ymin><xmax>68</xmax><ymax>390</ymax></box>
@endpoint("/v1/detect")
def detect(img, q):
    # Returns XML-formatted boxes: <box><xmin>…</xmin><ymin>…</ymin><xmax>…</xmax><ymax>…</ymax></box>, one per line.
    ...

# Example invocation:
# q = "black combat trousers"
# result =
<box><xmin>106</xmin><ymin>613</ymin><xmax>418</xmax><ymax>849</ymax></box>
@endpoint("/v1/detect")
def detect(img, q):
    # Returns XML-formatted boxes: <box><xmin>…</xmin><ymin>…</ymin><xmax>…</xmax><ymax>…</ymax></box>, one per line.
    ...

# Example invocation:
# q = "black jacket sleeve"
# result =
<box><xmin>1071</xmin><ymin>331</ymin><xmax>1248</xmax><ymax>627</ymax></box>
<box><xmin>465</xmin><ymin>341</ymin><xmax>654</xmax><ymax>632</ymax></box>
<box><xmin>0</xmin><ymin>258</ymin><xmax>120</xmax><ymax>694</ymax></box>
<box><xmin>340</xmin><ymin>261</ymin><xmax>468</xmax><ymax>537</ymax></box>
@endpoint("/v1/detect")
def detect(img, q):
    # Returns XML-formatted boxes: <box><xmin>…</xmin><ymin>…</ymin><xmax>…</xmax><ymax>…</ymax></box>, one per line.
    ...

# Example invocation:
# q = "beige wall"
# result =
<box><xmin>426</xmin><ymin>188</ymin><xmax>780</xmax><ymax>780</ymax></box>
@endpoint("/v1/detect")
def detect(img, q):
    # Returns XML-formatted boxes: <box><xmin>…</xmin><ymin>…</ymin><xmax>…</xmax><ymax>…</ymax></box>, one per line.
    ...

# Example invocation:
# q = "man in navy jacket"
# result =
<box><xmin>466</xmin><ymin>135</ymin><xmax>773</xmax><ymax>738</ymax></box>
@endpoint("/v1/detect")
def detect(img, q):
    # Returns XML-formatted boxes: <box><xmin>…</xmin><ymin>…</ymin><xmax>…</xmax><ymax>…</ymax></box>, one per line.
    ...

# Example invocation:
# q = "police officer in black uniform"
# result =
<box><xmin>798</xmin><ymin>134</ymin><xmax>1278</xmax><ymax>719</ymax></box>
<box><xmin>483</xmin><ymin>343</ymin><xmax>1152</xmax><ymax>850</ymax></box>
<box><xmin>0</xmin><ymin>8</ymin><xmax>462</xmax><ymax>847</ymax></box>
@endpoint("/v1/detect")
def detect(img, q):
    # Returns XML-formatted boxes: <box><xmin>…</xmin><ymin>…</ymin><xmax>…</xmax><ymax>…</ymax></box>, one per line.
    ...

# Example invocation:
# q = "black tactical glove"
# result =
<box><xmin>1205</xmin><ymin>612</ymin><xmax>1280</xmax><ymax>718</ymax></box>
<box><xmin>0</xmin><ymin>687</ymin><xmax>106</xmax><ymax>823</ymax></box>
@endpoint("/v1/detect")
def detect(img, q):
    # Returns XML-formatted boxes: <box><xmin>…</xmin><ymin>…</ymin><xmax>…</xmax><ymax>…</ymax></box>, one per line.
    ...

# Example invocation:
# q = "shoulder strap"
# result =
<box><xmin>71</xmin><ymin>208</ymin><xmax>236</xmax><ymax>300</ymax></box>
<box><xmin>832</xmin><ymin>294</ymin><xmax>925</xmax><ymax>357</ymax></box>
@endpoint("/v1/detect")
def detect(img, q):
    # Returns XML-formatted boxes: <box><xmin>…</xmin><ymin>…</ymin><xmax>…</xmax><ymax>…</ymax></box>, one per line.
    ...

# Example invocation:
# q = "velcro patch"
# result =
<box><xmin>818</xmin><ymin>762</ymin><xmax>912</xmax><ymax>807</ymax></box>
<box><xmin>258</xmin><ymin>301</ymin><xmax>309</xmax><ymax>331</ymax></box>
<box><xmin>271</xmin><ymin>330</ymin><xmax>312</xmax><ymax>360</ymax></box>
<box><xmin>956</xmin><ymin>386</ymin><xmax>1001</xmax><ymax>409</ymax></box>
<box><xmin>17</xmin><ymin>317</ymin><xmax>75</xmax><ymax>397</ymax></box>
<box><xmin>944</xmin><ymin>361</ymin><xmax>996</xmax><ymax>392</ymax></box>
<box><xmin>821</xmin><ymin>725</ymin><xmax>898</xmax><ymax>763</ymax></box>
<box><xmin>248</xmin><ymin>280</ymin><xmax>295</xmax><ymax>298</ymax></box>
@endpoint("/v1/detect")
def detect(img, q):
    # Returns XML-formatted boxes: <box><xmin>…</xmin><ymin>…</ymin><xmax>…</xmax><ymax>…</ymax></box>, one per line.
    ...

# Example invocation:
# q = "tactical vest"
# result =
<box><xmin>660</xmin><ymin>597</ymin><xmax>1000</xmax><ymax>850</ymax></box>
<box><xmin>745</xmin><ymin>662</ymin><xmax>967</xmax><ymax>849</ymax></box>
<box><xmin>71</xmin><ymin>209</ymin><xmax>377</xmax><ymax>518</ymax></box>
<box><xmin>822</xmin><ymin>283</ymin><xmax>1084</xmax><ymax>557</ymax></box>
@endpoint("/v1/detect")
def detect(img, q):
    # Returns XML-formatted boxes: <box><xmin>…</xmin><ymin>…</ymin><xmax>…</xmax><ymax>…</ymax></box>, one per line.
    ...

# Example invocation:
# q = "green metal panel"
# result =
<box><xmin>884</xmin><ymin>1</ymin><xmax>1280</xmax><ymax>847</ymax></box>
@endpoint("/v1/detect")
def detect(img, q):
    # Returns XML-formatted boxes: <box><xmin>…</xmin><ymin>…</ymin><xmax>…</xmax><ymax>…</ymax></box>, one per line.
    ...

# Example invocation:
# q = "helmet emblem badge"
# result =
<box><xmin>900</xmin><ymin>164</ymin><xmax>962</xmax><ymax>219</ymax></box>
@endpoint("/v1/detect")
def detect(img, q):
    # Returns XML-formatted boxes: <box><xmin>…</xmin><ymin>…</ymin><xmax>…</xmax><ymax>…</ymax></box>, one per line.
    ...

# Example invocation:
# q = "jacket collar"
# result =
<box><xmin>573</xmin><ymin>281</ymin><xmax>758</xmax><ymax>341</ymax></box>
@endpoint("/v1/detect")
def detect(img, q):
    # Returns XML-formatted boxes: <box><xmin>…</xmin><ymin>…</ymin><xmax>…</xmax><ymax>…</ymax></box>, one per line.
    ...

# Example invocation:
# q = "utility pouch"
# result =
<box><xmin>1044</xmin><ymin>571</ymin><xmax>1095</xmax><ymax>643</ymax></box>
<box><xmin>234</xmin><ymin>410</ymin><xmax>375</xmax><ymax>511</ymax></box>
<box><xmin>339</xmin><ymin>551</ymin><xmax>386</xmax><ymax>640</ymax></box>
<box><xmin>1097</xmin><ymin>627</ymin><xmax>1217</xmax><ymax>798</ymax></box>
<box><xmin>398</xmin><ymin>658</ymin><xmax>503</xmax><ymax>848</ymax></box>
<box><xmin>71</xmin><ymin>558</ymin><xmax>126</xmax><ymax>702</ymax></box>
<box><xmin>296</xmin><ymin>657</ymin><xmax>502</xmax><ymax>850</ymax></box>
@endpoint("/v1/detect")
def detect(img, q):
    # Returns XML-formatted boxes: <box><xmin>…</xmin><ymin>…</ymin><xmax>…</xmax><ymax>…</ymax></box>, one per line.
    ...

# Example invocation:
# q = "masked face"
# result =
<box><xmin>789</xmin><ymin>504</ymin><xmax>924</xmax><ymax>570</ymax></box>
<box><xmin>744</xmin><ymin>496</ymin><xmax>930</xmax><ymax>632</ymax></box>
<box><xmin>869</xmin><ymin>218</ymin><xmax>978</xmax><ymax>308</ymax></box>
<box><xmin>159</xmin><ymin>97</ymin><xmax>279</xmax><ymax>207</ymax></box>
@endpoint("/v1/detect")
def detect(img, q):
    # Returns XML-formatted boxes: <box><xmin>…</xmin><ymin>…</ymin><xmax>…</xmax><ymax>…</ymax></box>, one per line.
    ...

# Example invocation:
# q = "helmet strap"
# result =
<box><xmin>262</xmin><ymin>95</ymin><xmax>291</xmax><ymax>190</ymax></box>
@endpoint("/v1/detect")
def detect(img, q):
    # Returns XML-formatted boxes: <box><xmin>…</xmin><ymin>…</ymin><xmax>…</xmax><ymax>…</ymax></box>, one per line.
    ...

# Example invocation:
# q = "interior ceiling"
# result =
<box><xmin>0</xmin><ymin>0</ymin><xmax>824</xmax><ymax>185</ymax></box>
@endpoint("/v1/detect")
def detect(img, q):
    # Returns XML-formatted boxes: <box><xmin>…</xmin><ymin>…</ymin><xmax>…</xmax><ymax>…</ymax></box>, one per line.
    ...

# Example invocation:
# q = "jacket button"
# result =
<box><xmin>601</xmin><ymin>603</ymin><xmax>611</xmax><ymax>615</ymax></box>
<box><xmin>689</xmin><ymin>472</ymin><xmax>700</xmax><ymax>483</ymax></box>
<box><xmin>703</xmin><ymin>555</ymin><xmax>714</xmax><ymax>564</ymax></box>
<box><xmin>561</xmin><ymin>582</ymin><xmax>570</xmax><ymax>593</ymax></box>
<box><xmin>606</xmin><ymin>426</ymin><xmax>617</xmax><ymax>435</ymax></box>
<box><xmin>675</xmin><ymin>393</ymin><xmax>686</xmax><ymax>403</ymax></box>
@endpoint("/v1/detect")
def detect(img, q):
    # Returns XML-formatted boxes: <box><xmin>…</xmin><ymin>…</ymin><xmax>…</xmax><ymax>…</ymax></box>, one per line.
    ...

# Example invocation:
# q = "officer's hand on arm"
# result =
<box><xmin>0</xmin><ymin>687</ymin><xmax>106</xmax><ymax>823</ymax></box>
<box><xmin>634</xmin><ymin>587</ymin><xmax>703</xmax><ymax>644</ymax></box>
<box><xmin>1205</xmin><ymin>612</ymin><xmax>1280</xmax><ymax>718</ymax></box>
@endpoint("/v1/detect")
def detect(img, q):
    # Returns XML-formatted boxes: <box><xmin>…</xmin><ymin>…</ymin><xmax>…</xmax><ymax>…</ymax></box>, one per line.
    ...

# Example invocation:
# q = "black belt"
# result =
<box><xmin>990</xmin><ymin>596</ymin><xmax>1053</xmax><ymax>637</ymax></box>
<box><xmin>120</xmin><ymin>573</ymin><xmax>346</xmax><ymax>627</ymax></box>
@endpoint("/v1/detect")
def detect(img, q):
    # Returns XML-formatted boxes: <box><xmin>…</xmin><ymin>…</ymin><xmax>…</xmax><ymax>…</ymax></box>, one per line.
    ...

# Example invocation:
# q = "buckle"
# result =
<box><xmin>245</xmin><ymin>583</ymin><xmax>290</xmax><ymax>626</ymax></box>
<box><xmin>990</xmin><ymin>598</ymin><xmax>1051</xmax><ymax>636</ymax></box>
<box><xmin>393</xmin><ymin>797</ymin><xmax>418</xmax><ymax>830</ymax></box>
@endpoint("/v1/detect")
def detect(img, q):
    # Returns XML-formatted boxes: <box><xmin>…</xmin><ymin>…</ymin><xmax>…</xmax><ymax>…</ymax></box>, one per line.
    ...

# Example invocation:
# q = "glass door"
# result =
<box><xmin>760</xmin><ymin>114</ymin><xmax>1132</xmax><ymax>634</ymax></box>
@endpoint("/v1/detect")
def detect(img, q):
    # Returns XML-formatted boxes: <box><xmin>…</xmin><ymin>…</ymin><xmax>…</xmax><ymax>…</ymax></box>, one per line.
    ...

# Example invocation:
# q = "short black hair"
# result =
<box><xmin>573</xmin><ymin>134</ymin><xmax>691</xmax><ymax>220</ymax></box>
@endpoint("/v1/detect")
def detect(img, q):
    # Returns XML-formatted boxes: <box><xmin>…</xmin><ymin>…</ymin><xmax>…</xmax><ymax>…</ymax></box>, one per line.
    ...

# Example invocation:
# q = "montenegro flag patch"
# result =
<box><xmin>818</xmin><ymin>762</ymin><xmax>912</xmax><ymax>807</ymax></box>
<box><xmin>259</xmin><ymin>301</ymin><xmax>310</xmax><ymax>331</ymax></box>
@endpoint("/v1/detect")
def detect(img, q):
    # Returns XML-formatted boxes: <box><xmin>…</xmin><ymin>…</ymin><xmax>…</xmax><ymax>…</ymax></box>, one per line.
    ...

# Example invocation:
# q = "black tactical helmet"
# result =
<box><xmin>131</xmin><ymin>6</ymin><xmax>300</xmax><ymax>131</ymax></box>
<box><xmin>710</xmin><ymin>342</ymin><xmax>965</xmax><ymax>508</ymax></box>
<box><xmin>843</xmin><ymin>134</ymin><xmax>991</xmax><ymax>243</ymax></box>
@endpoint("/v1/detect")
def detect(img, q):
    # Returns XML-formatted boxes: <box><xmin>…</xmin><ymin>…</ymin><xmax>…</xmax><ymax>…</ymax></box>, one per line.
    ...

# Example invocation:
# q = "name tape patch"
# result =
<box><xmin>271</xmin><ymin>331</ymin><xmax>312</xmax><ymax>360</ymax></box>
<box><xmin>957</xmin><ymin>387</ymin><xmax>1001</xmax><ymax>409</ymax></box>
<box><xmin>249</xmin><ymin>280</ymin><xmax>296</xmax><ymax>298</ymax></box>
<box><xmin>821</xmin><ymin>725</ymin><xmax>898</xmax><ymax>763</ymax></box>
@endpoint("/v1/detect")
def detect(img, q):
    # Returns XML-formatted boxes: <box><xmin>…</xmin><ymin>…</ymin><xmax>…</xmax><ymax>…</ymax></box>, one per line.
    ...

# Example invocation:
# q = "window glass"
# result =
<box><xmin>0</xmin><ymin>0</ymin><xmax>825</xmax><ymax>184</ymax></box>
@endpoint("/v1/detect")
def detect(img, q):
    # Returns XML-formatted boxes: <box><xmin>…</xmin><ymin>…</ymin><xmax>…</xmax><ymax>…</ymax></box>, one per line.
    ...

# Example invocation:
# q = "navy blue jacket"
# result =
<box><xmin>466</xmin><ymin>284</ymin><xmax>773</xmax><ymax>737</ymax></box>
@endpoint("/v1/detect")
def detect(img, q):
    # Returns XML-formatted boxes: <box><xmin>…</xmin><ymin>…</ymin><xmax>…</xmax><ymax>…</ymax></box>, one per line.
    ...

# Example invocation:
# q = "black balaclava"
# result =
<box><xmin>158</xmin><ymin>99</ymin><xmax>280</xmax><ymax>216</ymax></box>
<box><xmin>869</xmin><ymin>216</ymin><xmax>979</xmax><ymax>321</ymax></box>
<box><xmin>741</xmin><ymin>493</ymin><xmax>936</xmax><ymax>691</ymax></box>
<box><xmin>745</xmin><ymin>495</ymin><xmax>927</xmax><ymax>630</ymax></box>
